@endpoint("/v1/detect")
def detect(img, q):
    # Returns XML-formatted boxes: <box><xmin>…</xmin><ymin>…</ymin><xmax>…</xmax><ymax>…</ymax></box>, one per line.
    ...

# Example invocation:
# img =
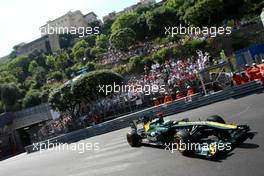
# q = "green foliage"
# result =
<box><xmin>90</xmin><ymin>47</ymin><xmax>107</xmax><ymax>57</ymax></box>
<box><xmin>0</xmin><ymin>83</ymin><xmax>22</xmax><ymax>111</ymax></box>
<box><xmin>0</xmin><ymin>71</ymin><xmax>18</xmax><ymax>84</ymax></box>
<box><xmin>22</xmin><ymin>90</ymin><xmax>42</xmax><ymax>108</ymax></box>
<box><xmin>48</xmin><ymin>71</ymin><xmax>64</xmax><ymax>82</ymax></box>
<box><xmin>145</xmin><ymin>6</ymin><xmax>179</xmax><ymax>37</ymax></box>
<box><xmin>28</xmin><ymin>60</ymin><xmax>39</xmax><ymax>74</ymax></box>
<box><xmin>110</xmin><ymin>28</ymin><xmax>136</xmax><ymax>50</ymax></box>
<box><xmin>111</xmin><ymin>13</ymin><xmax>139</xmax><ymax>33</ymax></box>
<box><xmin>152</xmin><ymin>48</ymin><xmax>173</xmax><ymax>64</ymax></box>
<box><xmin>40</xmin><ymin>83</ymin><xmax>62</xmax><ymax>102</ymax></box>
<box><xmin>72</xmin><ymin>40</ymin><xmax>88</xmax><ymax>61</ymax></box>
<box><xmin>171</xmin><ymin>39</ymin><xmax>209</xmax><ymax>58</ymax></box>
<box><xmin>33</xmin><ymin>67</ymin><xmax>47</xmax><ymax>88</ymax></box>
<box><xmin>114</xmin><ymin>56</ymin><xmax>154</xmax><ymax>75</ymax></box>
<box><xmin>53</xmin><ymin>49</ymin><xmax>71</xmax><ymax>72</ymax></box>
<box><xmin>8</xmin><ymin>55</ymin><xmax>31</xmax><ymax>82</ymax></box>
<box><xmin>184</xmin><ymin>0</ymin><xmax>224</xmax><ymax>26</ymax></box>
<box><xmin>96</xmin><ymin>34</ymin><xmax>109</xmax><ymax>49</ymax></box>
<box><xmin>45</xmin><ymin>55</ymin><xmax>56</xmax><ymax>69</ymax></box>
<box><xmin>85</xmin><ymin>62</ymin><xmax>96</xmax><ymax>71</ymax></box>
<box><xmin>72</xmin><ymin>70</ymin><xmax>123</xmax><ymax>102</ymax></box>
<box><xmin>49</xmin><ymin>70</ymin><xmax>123</xmax><ymax>118</ymax></box>
<box><xmin>28</xmin><ymin>50</ymin><xmax>47</xmax><ymax>68</ymax></box>
<box><xmin>84</xmin><ymin>35</ymin><xmax>97</xmax><ymax>47</ymax></box>
<box><xmin>101</xmin><ymin>19</ymin><xmax>115</xmax><ymax>35</ymax></box>
<box><xmin>49</xmin><ymin>83</ymin><xmax>81</xmax><ymax>119</ymax></box>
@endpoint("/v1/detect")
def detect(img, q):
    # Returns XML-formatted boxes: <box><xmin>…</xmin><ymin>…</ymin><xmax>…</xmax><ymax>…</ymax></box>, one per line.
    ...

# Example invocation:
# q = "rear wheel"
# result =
<box><xmin>207</xmin><ymin>115</ymin><xmax>230</xmax><ymax>139</ymax></box>
<box><xmin>174</xmin><ymin>130</ymin><xmax>193</xmax><ymax>155</ymax></box>
<box><xmin>126</xmin><ymin>131</ymin><xmax>141</xmax><ymax>147</ymax></box>
<box><xmin>207</xmin><ymin>115</ymin><xmax>225</xmax><ymax>124</ymax></box>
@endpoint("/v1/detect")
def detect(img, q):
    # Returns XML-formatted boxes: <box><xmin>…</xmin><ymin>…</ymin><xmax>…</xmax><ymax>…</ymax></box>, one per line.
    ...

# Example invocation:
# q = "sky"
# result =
<box><xmin>0</xmin><ymin>0</ymin><xmax>156</xmax><ymax>57</ymax></box>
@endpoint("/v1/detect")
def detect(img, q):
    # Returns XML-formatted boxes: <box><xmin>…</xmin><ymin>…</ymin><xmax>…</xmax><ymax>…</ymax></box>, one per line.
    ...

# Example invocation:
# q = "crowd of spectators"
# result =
<box><xmin>86</xmin><ymin>50</ymin><xmax>216</xmax><ymax>122</ymax></box>
<box><xmin>98</xmin><ymin>41</ymin><xmax>177</xmax><ymax>65</ymax></box>
<box><xmin>232</xmin><ymin>60</ymin><xmax>264</xmax><ymax>86</ymax></box>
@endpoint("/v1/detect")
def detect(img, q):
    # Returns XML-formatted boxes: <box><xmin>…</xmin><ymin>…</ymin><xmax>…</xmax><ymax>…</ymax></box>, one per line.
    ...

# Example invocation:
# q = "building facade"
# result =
<box><xmin>15</xmin><ymin>35</ymin><xmax>60</xmax><ymax>56</ymax></box>
<box><xmin>40</xmin><ymin>10</ymin><xmax>98</xmax><ymax>36</ymax></box>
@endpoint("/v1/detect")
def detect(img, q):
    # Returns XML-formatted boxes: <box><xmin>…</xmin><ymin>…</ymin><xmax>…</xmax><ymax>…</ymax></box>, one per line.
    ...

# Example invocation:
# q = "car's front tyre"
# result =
<box><xmin>174</xmin><ymin>130</ymin><xmax>193</xmax><ymax>155</ymax></box>
<box><xmin>126</xmin><ymin>131</ymin><xmax>141</xmax><ymax>147</ymax></box>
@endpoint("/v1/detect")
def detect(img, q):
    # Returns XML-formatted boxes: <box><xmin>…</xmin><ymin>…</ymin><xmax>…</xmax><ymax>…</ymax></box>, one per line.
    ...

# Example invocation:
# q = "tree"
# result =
<box><xmin>96</xmin><ymin>34</ymin><xmax>109</xmax><ymax>49</ymax></box>
<box><xmin>145</xmin><ymin>6</ymin><xmax>180</xmax><ymax>37</ymax></box>
<box><xmin>110</xmin><ymin>28</ymin><xmax>136</xmax><ymax>51</ymax></box>
<box><xmin>72</xmin><ymin>70</ymin><xmax>123</xmax><ymax>103</ymax></box>
<box><xmin>49</xmin><ymin>83</ymin><xmax>82</xmax><ymax>119</ymax></box>
<box><xmin>183</xmin><ymin>0</ymin><xmax>224</xmax><ymax>26</ymax></box>
<box><xmin>33</xmin><ymin>67</ymin><xmax>47</xmax><ymax>88</ymax></box>
<box><xmin>48</xmin><ymin>70</ymin><xmax>123</xmax><ymax>119</ymax></box>
<box><xmin>90</xmin><ymin>47</ymin><xmax>107</xmax><ymax>57</ymax></box>
<box><xmin>8</xmin><ymin>55</ymin><xmax>31</xmax><ymax>82</ymax></box>
<box><xmin>72</xmin><ymin>40</ymin><xmax>88</xmax><ymax>61</ymax></box>
<box><xmin>101</xmin><ymin>19</ymin><xmax>115</xmax><ymax>35</ymax></box>
<box><xmin>134</xmin><ymin>13</ymin><xmax>150</xmax><ymax>41</ymax></box>
<box><xmin>0</xmin><ymin>71</ymin><xmax>18</xmax><ymax>84</ymax></box>
<box><xmin>45</xmin><ymin>55</ymin><xmax>56</xmax><ymax>70</ymax></box>
<box><xmin>85</xmin><ymin>62</ymin><xmax>96</xmax><ymax>72</ymax></box>
<box><xmin>165</xmin><ymin>0</ymin><xmax>197</xmax><ymax>22</ymax></box>
<box><xmin>111</xmin><ymin>13</ymin><xmax>139</xmax><ymax>33</ymax></box>
<box><xmin>23</xmin><ymin>90</ymin><xmax>42</xmax><ymax>108</ymax></box>
<box><xmin>0</xmin><ymin>83</ymin><xmax>21</xmax><ymax>111</ymax></box>
<box><xmin>28</xmin><ymin>50</ymin><xmax>47</xmax><ymax>68</ymax></box>
<box><xmin>48</xmin><ymin>71</ymin><xmax>64</xmax><ymax>82</ymax></box>
<box><xmin>28</xmin><ymin>60</ymin><xmax>39</xmax><ymax>74</ymax></box>
<box><xmin>53</xmin><ymin>49</ymin><xmax>71</xmax><ymax>72</ymax></box>
<box><xmin>84</xmin><ymin>35</ymin><xmax>97</xmax><ymax>47</ymax></box>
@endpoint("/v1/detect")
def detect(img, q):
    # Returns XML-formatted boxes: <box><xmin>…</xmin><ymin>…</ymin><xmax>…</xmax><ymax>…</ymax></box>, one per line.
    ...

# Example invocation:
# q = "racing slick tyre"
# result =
<box><xmin>207</xmin><ymin>115</ymin><xmax>225</xmax><ymax>124</ymax></box>
<box><xmin>207</xmin><ymin>115</ymin><xmax>230</xmax><ymax>140</ymax></box>
<box><xmin>127</xmin><ymin>131</ymin><xmax>141</xmax><ymax>147</ymax></box>
<box><xmin>174</xmin><ymin>130</ymin><xmax>193</xmax><ymax>156</ymax></box>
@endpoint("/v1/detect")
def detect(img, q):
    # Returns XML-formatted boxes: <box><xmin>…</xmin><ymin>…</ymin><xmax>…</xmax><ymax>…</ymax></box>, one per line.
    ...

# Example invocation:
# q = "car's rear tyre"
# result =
<box><xmin>207</xmin><ymin>115</ymin><xmax>230</xmax><ymax>139</ymax></box>
<box><xmin>174</xmin><ymin>130</ymin><xmax>193</xmax><ymax>156</ymax></box>
<box><xmin>207</xmin><ymin>115</ymin><xmax>225</xmax><ymax>124</ymax></box>
<box><xmin>126</xmin><ymin>131</ymin><xmax>141</xmax><ymax>147</ymax></box>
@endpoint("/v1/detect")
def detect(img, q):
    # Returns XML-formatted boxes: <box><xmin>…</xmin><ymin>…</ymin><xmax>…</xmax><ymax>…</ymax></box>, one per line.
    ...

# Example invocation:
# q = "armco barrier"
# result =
<box><xmin>25</xmin><ymin>81</ymin><xmax>263</xmax><ymax>153</ymax></box>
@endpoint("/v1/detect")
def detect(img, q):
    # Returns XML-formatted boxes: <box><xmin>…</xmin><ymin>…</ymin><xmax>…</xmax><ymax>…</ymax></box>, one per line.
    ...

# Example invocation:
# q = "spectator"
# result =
<box><xmin>251</xmin><ymin>63</ymin><xmax>262</xmax><ymax>80</ymax></box>
<box><xmin>232</xmin><ymin>72</ymin><xmax>242</xmax><ymax>85</ymax></box>
<box><xmin>153</xmin><ymin>97</ymin><xmax>160</xmax><ymax>107</ymax></box>
<box><xmin>164</xmin><ymin>92</ymin><xmax>173</xmax><ymax>104</ymax></box>
<box><xmin>241</xmin><ymin>72</ymin><xmax>249</xmax><ymax>84</ymax></box>
<box><xmin>176</xmin><ymin>91</ymin><xmax>185</xmax><ymax>100</ymax></box>
<box><xmin>187</xmin><ymin>86</ymin><xmax>194</xmax><ymax>96</ymax></box>
<box><xmin>245</xmin><ymin>64</ymin><xmax>254</xmax><ymax>81</ymax></box>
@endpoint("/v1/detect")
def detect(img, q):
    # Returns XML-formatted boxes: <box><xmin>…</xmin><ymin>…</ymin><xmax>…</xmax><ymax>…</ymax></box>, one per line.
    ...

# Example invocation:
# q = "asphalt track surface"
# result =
<box><xmin>1</xmin><ymin>91</ymin><xmax>264</xmax><ymax>176</ymax></box>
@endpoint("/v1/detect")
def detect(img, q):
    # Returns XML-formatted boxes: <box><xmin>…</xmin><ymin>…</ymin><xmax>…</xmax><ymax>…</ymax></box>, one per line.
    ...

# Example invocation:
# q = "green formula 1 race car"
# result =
<box><xmin>126</xmin><ymin>113</ymin><xmax>256</xmax><ymax>158</ymax></box>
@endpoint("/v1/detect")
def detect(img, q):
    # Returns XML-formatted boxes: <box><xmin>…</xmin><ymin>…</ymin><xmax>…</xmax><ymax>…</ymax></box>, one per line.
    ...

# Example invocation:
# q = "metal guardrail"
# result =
<box><xmin>25</xmin><ymin>81</ymin><xmax>263</xmax><ymax>153</ymax></box>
